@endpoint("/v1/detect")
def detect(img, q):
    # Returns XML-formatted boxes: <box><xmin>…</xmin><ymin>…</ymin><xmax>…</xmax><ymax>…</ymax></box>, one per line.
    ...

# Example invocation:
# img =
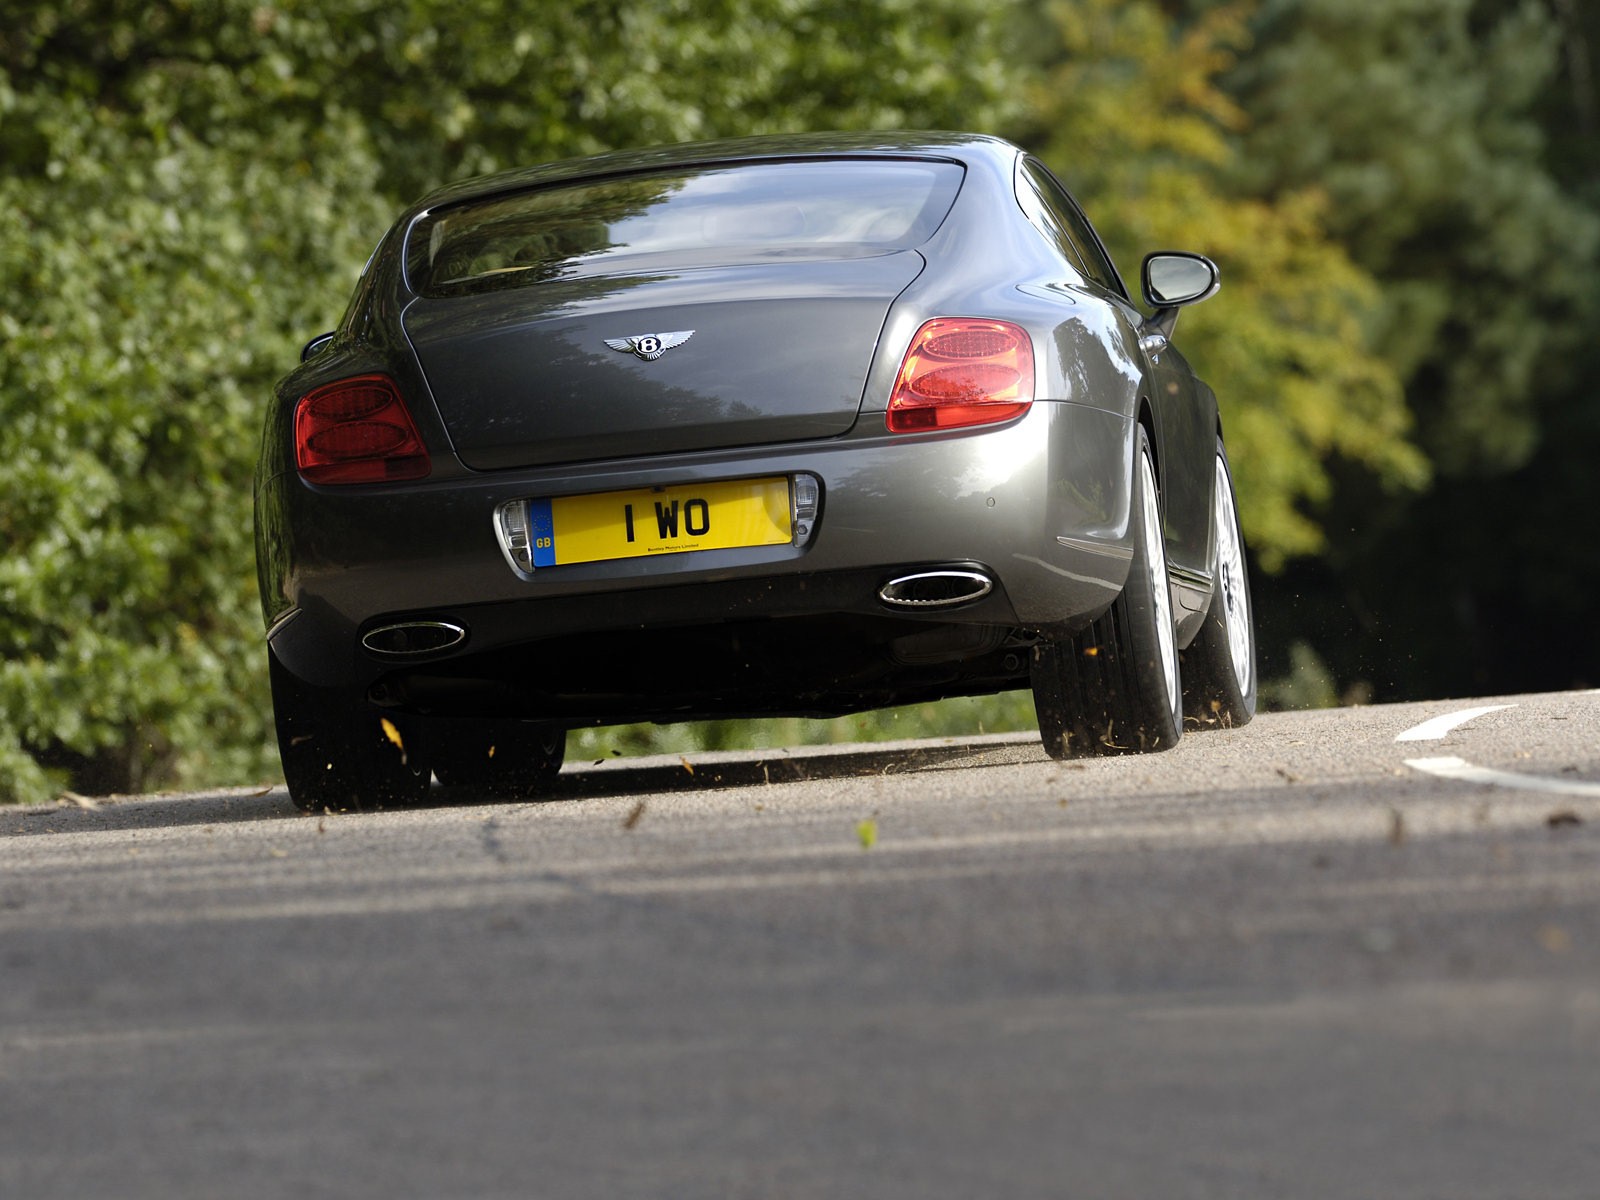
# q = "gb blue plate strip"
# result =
<box><xmin>528</xmin><ymin>498</ymin><xmax>557</xmax><ymax>568</ymax></box>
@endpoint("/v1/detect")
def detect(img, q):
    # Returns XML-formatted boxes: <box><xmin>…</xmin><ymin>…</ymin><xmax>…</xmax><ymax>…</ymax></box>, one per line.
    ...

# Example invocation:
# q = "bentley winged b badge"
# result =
<box><xmin>604</xmin><ymin>330</ymin><xmax>695</xmax><ymax>361</ymax></box>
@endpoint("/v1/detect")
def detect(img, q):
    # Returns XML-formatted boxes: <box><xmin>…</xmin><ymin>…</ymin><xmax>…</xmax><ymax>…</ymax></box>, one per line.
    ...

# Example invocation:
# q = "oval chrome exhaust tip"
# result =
<box><xmin>361</xmin><ymin>620</ymin><xmax>468</xmax><ymax>657</ymax></box>
<box><xmin>878</xmin><ymin>570</ymin><xmax>994</xmax><ymax>609</ymax></box>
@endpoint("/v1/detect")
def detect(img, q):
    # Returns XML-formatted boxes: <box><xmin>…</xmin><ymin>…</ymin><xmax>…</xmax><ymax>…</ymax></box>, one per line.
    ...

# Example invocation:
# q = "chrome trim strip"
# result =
<box><xmin>264</xmin><ymin>607</ymin><xmax>301</xmax><ymax>643</ymax></box>
<box><xmin>1055</xmin><ymin>535</ymin><xmax>1134</xmax><ymax>562</ymax></box>
<box><xmin>1168</xmin><ymin>563</ymin><xmax>1214</xmax><ymax>590</ymax></box>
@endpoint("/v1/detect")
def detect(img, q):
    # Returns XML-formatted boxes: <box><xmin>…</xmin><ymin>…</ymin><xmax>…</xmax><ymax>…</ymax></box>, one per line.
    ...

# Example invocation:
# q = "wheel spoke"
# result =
<box><xmin>1141</xmin><ymin>454</ymin><xmax>1179</xmax><ymax>715</ymax></box>
<box><xmin>1213</xmin><ymin>459</ymin><xmax>1252</xmax><ymax>692</ymax></box>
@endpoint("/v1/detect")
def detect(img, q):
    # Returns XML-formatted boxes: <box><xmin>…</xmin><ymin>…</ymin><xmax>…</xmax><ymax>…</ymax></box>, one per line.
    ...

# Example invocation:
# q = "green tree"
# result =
<box><xmin>1222</xmin><ymin>0</ymin><xmax>1600</xmax><ymax>699</ymax></box>
<box><xmin>1016</xmin><ymin>0</ymin><xmax>1429</xmax><ymax>567</ymax></box>
<box><xmin>0</xmin><ymin>17</ymin><xmax>394</xmax><ymax>799</ymax></box>
<box><xmin>1228</xmin><ymin>0</ymin><xmax>1599</xmax><ymax>476</ymax></box>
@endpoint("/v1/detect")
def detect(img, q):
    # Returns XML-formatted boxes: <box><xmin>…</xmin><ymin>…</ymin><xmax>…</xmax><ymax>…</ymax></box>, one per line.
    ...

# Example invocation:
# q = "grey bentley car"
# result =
<box><xmin>255</xmin><ymin>131</ymin><xmax>1256</xmax><ymax>811</ymax></box>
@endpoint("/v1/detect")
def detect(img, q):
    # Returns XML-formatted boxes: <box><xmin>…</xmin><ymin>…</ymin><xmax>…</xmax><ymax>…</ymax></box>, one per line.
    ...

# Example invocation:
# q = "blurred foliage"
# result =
<box><xmin>1226</xmin><ymin>0</ymin><xmax>1599</xmax><ymax>476</ymax></box>
<box><xmin>569</xmin><ymin>692</ymin><xmax>1042</xmax><ymax>762</ymax></box>
<box><xmin>1019</xmin><ymin>0</ymin><xmax>1429</xmax><ymax>567</ymax></box>
<box><xmin>1225</xmin><ymin>0</ymin><xmax>1600</xmax><ymax>701</ymax></box>
<box><xmin>1256</xmin><ymin>640</ymin><xmax>1340</xmax><ymax>711</ymax></box>
<box><xmin>0</xmin><ymin>18</ymin><xmax>393</xmax><ymax>800</ymax></box>
<box><xmin>3</xmin><ymin>0</ymin><xmax>1598</xmax><ymax>800</ymax></box>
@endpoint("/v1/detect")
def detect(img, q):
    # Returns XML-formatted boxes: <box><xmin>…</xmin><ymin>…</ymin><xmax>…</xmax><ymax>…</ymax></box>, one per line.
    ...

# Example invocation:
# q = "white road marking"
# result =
<box><xmin>1397</xmin><ymin>698</ymin><xmax>1599</xmax><ymax>796</ymax></box>
<box><xmin>1404</xmin><ymin>756</ymin><xmax>1600</xmax><ymax>799</ymax></box>
<box><xmin>1394</xmin><ymin>705</ymin><xmax>1514</xmax><ymax>742</ymax></box>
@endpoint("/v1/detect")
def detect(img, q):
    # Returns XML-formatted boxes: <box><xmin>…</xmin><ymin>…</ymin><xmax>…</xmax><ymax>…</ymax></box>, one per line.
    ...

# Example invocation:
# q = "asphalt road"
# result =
<box><xmin>3</xmin><ymin>690</ymin><xmax>1599</xmax><ymax>1199</ymax></box>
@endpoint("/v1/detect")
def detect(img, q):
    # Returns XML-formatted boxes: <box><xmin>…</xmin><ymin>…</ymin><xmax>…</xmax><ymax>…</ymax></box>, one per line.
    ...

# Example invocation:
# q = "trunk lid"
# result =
<box><xmin>401</xmin><ymin>252</ymin><xmax>925</xmax><ymax>470</ymax></box>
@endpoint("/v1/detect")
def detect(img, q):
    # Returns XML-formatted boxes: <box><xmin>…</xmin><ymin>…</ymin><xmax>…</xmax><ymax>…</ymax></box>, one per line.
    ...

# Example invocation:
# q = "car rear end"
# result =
<box><xmin>255</xmin><ymin>139</ymin><xmax>1138</xmax><ymax>734</ymax></box>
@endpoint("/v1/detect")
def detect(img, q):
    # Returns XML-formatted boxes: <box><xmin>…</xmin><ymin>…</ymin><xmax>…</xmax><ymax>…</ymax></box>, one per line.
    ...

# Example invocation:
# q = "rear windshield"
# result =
<box><xmin>405</xmin><ymin>158</ymin><xmax>964</xmax><ymax>296</ymax></box>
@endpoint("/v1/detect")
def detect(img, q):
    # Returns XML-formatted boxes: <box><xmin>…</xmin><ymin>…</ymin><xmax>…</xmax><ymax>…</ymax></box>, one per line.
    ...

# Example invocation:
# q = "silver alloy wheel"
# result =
<box><xmin>1139</xmin><ymin>450</ymin><xmax>1179</xmax><ymax>716</ymax></box>
<box><xmin>1213</xmin><ymin>455</ymin><xmax>1252</xmax><ymax>693</ymax></box>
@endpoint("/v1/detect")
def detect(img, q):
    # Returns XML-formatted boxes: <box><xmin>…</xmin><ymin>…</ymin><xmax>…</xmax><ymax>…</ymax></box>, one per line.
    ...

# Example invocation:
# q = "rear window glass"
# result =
<box><xmin>405</xmin><ymin>159</ymin><xmax>964</xmax><ymax>295</ymax></box>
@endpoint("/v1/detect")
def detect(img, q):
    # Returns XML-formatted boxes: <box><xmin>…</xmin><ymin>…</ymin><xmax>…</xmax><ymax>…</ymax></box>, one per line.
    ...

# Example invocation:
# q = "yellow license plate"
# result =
<box><xmin>527</xmin><ymin>477</ymin><xmax>792</xmax><ymax>567</ymax></box>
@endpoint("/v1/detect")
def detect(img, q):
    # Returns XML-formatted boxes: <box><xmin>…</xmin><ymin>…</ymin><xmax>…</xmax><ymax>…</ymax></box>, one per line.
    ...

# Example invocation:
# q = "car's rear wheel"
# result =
<box><xmin>270</xmin><ymin>650</ymin><xmax>432</xmax><ymax>812</ymax></box>
<box><xmin>1181</xmin><ymin>439</ymin><xmax>1257</xmax><ymax>729</ymax></box>
<box><xmin>432</xmin><ymin>719</ymin><xmax>566</xmax><ymax>799</ymax></box>
<box><xmin>1031</xmin><ymin>424</ymin><xmax>1182</xmax><ymax>758</ymax></box>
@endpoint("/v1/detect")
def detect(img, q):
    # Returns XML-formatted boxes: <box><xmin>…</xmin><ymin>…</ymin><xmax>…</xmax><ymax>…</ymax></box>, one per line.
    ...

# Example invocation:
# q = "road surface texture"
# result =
<box><xmin>3</xmin><ymin>691</ymin><xmax>1598</xmax><ymax>1198</ymax></box>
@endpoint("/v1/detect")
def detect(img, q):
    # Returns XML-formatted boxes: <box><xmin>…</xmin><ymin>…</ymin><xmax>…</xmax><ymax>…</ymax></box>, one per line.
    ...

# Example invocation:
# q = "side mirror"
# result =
<box><xmin>1140</xmin><ymin>252</ymin><xmax>1220</xmax><ymax>310</ymax></box>
<box><xmin>301</xmin><ymin>332</ymin><xmax>336</xmax><ymax>362</ymax></box>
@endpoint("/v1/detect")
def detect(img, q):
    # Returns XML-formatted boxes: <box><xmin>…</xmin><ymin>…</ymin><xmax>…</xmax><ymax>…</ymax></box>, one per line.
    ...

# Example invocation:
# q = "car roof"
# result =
<box><xmin>409</xmin><ymin>131</ymin><xmax>1022</xmax><ymax>215</ymax></box>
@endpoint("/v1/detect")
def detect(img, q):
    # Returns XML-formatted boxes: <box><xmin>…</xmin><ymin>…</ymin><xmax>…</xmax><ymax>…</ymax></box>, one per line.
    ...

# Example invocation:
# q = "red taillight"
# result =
<box><xmin>886</xmin><ymin>318</ymin><xmax>1034</xmax><ymax>433</ymax></box>
<box><xmin>293</xmin><ymin>375</ymin><xmax>430</xmax><ymax>484</ymax></box>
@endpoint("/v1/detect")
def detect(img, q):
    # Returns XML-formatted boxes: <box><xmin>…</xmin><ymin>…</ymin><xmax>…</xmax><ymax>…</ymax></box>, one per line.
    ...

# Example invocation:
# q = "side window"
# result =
<box><xmin>1015</xmin><ymin>161</ymin><xmax>1091</xmax><ymax>278</ymax></box>
<box><xmin>1020</xmin><ymin>159</ymin><xmax>1128</xmax><ymax>300</ymax></box>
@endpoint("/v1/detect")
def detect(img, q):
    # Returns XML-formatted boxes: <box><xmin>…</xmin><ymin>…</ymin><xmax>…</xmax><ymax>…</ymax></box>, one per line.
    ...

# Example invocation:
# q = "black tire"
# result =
<box><xmin>1031</xmin><ymin>425</ymin><xmax>1182</xmax><ymax>759</ymax></box>
<box><xmin>270</xmin><ymin>650</ymin><xmax>432</xmax><ymax>812</ymax></box>
<box><xmin>1180</xmin><ymin>438</ymin><xmax>1257</xmax><ymax>729</ymax></box>
<box><xmin>432</xmin><ymin>719</ymin><xmax>566</xmax><ymax>799</ymax></box>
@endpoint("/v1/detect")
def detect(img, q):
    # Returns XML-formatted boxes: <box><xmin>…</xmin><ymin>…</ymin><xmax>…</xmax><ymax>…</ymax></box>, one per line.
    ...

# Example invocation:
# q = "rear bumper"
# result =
<box><xmin>256</xmin><ymin>400</ymin><xmax>1136</xmax><ymax>694</ymax></box>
